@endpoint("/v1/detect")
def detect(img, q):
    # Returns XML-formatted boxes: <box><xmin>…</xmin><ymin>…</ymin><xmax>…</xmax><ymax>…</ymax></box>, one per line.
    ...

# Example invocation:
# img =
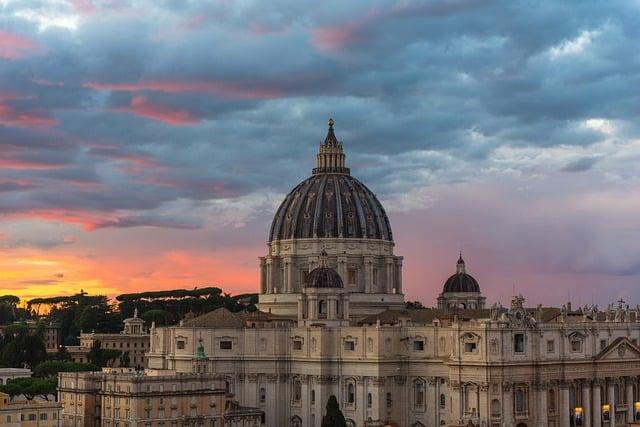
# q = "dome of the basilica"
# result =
<box><xmin>442</xmin><ymin>255</ymin><xmax>480</xmax><ymax>293</ymax></box>
<box><xmin>269</xmin><ymin>119</ymin><xmax>392</xmax><ymax>242</ymax></box>
<box><xmin>306</xmin><ymin>250</ymin><xmax>344</xmax><ymax>288</ymax></box>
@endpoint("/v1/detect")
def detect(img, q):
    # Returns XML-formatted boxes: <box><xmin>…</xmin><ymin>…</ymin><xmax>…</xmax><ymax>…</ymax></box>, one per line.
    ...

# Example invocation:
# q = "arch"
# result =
<box><xmin>548</xmin><ymin>388</ymin><xmax>556</xmax><ymax>412</ymax></box>
<box><xmin>347</xmin><ymin>382</ymin><xmax>355</xmax><ymax>404</ymax></box>
<box><xmin>413</xmin><ymin>378</ymin><xmax>426</xmax><ymax>407</ymax></box>
<box><xmin>319</xmin><ymin>299</ymin><xmax>327</xmax><ymax>315</ymax></box>
<box><xmin>412</xmin><ymin>423</ymin><xmax>426</xmax><ymax>427</ymax></box>
<box><xmin>290</xmin><ymin>415</ymin><xmax>302</xmax><ymax>427</ymax></box>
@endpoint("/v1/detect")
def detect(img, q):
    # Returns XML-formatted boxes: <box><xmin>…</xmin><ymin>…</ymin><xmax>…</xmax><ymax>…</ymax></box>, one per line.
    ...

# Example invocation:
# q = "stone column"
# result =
<box><xmin>592</xmin><ymin>380</ymin><xmax>602</xmax><ymax>427</ymax></box>
<box><xmin>337</xmin><ymin>257</ymin><xmax>347</xmax><ymax>284</ymax></box>
<box><xmin>608</xmin><ymin>380</ymin><xmax>616</xmax><ymax>427</ymax></box>
<box><xmin>308</xmin><ymin>296</ymin><xmax>317</xmax><ymax>320</ymax></box>
<box><xmin>426</xmin><ymin>377</ymin><xmax>436</xmax><ymax>424</ymax></box>
<box><xmin>284</xmin><ymin>258</ymin><xmax>293</xmax><ymax>293</ymax></box>
<box><xmin>502</xmin><ymin>382</ymin><xmax>513</xmax><ymax>427</ymax></box>
<box><xmin>342</xmin><ymin>296</ymin><xmax>350</xmax><ymax>320</ymax></box>
<box><xmin>479</xmin><ymin>383</ymin><xmax>489</xmax><ymax>425</ymax></box>
<box><xmin>627</xmin><ymin>379</ymin><xmax>634</xmax><ymax>424</ymax></box>
<box><xmin>536</xmin><ymin>382</ymin><xmax>548</xmax><ymax>427</ymax></box>
<box><xmin>560</xmin><ymin>382</ymin><xmax>570</xmax><ymax>427</ymax></box>
<box><xmin>266</xmin><ymin>260</ymin><xmax>273</xmax><ymax>293</ymax></box>
<box><xmin>260</xmin><ymin>258</ymin><xmax>267</xmax><ymax>294</ymax></box>
<box><xmin>396</xmin><ymin>259</ymin><xmax>403</xmax><ymax>294</ymax></box>
<box><xmin>297</xmin><ymin>295</ymin><xmax>304</xmax><ymax>320</ymax></box>
<box><xmin>385</xmin><ymin>258</ymin><xmax>394</xmax><ymax>293</ymax></box>
<box><xmin>328</xmin><ymin>296</ymin><xmax>338</xmax><ymax>320</ymax></box>
<box><xmin>364</xmin><ymin>257</ymin><xmax>373</xmax><ymax>293</ymax></box>
<box><xmin>451</xmin><ymin>381</ymin><xmax>461</xmax><ymax>424</ymax></box>
<box><xmin>582</xmin><ymin>381</ymin><xmax>591</xmax><ymax>427</ymax></box>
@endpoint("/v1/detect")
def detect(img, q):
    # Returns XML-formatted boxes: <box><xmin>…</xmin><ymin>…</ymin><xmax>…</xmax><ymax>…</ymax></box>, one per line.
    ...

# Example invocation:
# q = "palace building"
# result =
<box><xmin>146</xmin><ymin>120</ymin><xmax>640</xmax><ymax>427</ymax></box>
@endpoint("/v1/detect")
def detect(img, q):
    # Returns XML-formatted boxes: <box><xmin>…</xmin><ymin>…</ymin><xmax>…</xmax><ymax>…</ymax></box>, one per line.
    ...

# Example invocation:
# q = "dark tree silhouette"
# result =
<box><xmin>321</xmin><ymin>395</ymin><xmax>347</xmax><ymax>427</ymax></box>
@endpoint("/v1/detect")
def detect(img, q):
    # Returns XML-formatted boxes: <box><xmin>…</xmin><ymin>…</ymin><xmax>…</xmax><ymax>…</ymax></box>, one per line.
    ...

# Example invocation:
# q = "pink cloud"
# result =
<box><xmin>0</xmin><ymin>30</ymin><xmax>38</xmax><ymax>59</ymax></box>
<box><xmin>118</xmin><ymin>95</ymin><xmax>200</xmax><ymax>125</ymax></box>
<box><xmin>83</xmin><ymin>79</ymin><xmax>282</xmax><ymax>100</ymax></box>
<box><xmin>70</xmin><ymin>0</ymin><xmax>96</xmax><ymax>16</ymax></box>
<box><xmin>0</xmin><ymin>102</ymin><xmax>58</xmax><ymax>127</ymax></box>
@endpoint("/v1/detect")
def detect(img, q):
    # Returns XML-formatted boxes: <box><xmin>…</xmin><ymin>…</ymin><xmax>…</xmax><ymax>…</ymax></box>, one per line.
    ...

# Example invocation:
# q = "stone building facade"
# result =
<box><xmin>67</xmin><ymin>310</ymin><xmax>150</xmax><ymax>369</ymax></box>
<box><xmin>0</xmin><ymin>391</ymin><xmax>62</xmax><ymax>427</ymax></box>
<box><xmin>145</xmin><ymin>121</ymin><xmax>640</xmax><ymax>427</ymax></box>
<box><xmin>58</xmin><ymin>368</ymin><xmax>263</xmax><ymax>427</ymax></box>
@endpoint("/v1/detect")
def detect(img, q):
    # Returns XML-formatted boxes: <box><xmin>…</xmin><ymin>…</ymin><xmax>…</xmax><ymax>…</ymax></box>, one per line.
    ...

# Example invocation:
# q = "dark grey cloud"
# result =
<box><xmin>0</xmin><ymin>0</ymin><xmax>639</xmax><ymax>230</ymax></box>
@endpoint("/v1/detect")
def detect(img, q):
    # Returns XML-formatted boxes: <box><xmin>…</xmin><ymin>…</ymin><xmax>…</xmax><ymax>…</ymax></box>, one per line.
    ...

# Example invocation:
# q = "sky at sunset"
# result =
<box><xmin>1</xmin><ymin>0</ymin><xmax>639</xmax><ymax>307</ymax></box>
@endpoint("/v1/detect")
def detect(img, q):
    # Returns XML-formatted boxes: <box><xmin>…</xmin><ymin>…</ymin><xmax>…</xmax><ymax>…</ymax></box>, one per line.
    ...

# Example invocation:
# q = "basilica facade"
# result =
<box><xmin>146</xmin><ymin>121</ymin><xmax>640</xmax><ymax>427</ymax></box>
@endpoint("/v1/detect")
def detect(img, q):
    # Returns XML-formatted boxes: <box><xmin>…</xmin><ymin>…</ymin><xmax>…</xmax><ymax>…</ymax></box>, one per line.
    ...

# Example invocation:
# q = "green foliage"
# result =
<box><xmin>321</xmin><ymin>395</ymin><xmax>347</xmax><ymax>427</ymax></box>
<box><xmin>0</xmin><ymin>295</ymin><xmax>20</xmax><ymax>325</ymax></box>
<box><xmin>0</xmin><ymin>324</ymin><xmax>46</xmax><ymax>368</ymax></box>
<box><xmin>140</xmin><ymin>309</ymin><xmax>174</xmax><ymax>326</ymax></box>
<box><xmin>405</xmin><ymin>300</ymin><xmax>425</xmax><ymax>309</ymax></box>
<box><xmin>119</xmin><ymin>351</ymin><xmax>130</xmax><ymax>367</ymax></box>
<box><xmin>33</xmin><ymin>360</ymin><xmax>99</xmax><ymax>378</ymax></box>
<box><xmin>116</xmin><ymin>287</ymin><xmax>258</xmax><ymax>322</ymax></box>
<box><xmin>28</xmin><ymin>291</ymin><xmax>121</xmax><ymax>346</ymax></box>
<box><xmin>87</xmin><ymin>340</ymin><xmax>121</xmax><ymax>367</ymax></box>
<box><xmin>0</xmin><ymin>377</ymin><xmax>57</xmax><ymax>401</ymax></box>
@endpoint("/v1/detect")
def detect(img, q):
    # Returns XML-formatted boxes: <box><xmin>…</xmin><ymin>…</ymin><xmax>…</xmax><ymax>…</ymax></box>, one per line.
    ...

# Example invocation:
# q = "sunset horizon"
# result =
<box><xmin>2</xmin><ymin>0</ymin><xmax>639</xmax><ymax>309</ymax></box>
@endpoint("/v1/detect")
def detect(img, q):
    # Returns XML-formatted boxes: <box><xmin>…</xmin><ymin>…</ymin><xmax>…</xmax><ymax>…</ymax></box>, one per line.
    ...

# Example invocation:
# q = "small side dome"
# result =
<box><xmin>442</xmin><ymin>254</ymin><xmax>480</xmax><ymax>293</ymax></box>
<box><xmin>307</xmin><ymin>250</ymin><xmax>344</xmax><ymax>288</ymax></box>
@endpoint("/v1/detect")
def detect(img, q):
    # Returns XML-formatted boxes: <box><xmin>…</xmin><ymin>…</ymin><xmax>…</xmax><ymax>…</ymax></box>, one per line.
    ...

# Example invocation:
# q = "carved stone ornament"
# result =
<box><xmin>266</xmin><ymin>374</ymin><xmax>279</xmax><ymax>383</ymax></box>
<box><xmin>394</xmin><ymin>376</ymin><xmax>407</xmax><ymax>386</ymax></box>
<box><xmin>502</xmin><ymin>382</ymin><xmax>512</xmax><ymax>392</ymax></box>
<box><xmin>247</xmin><ymin>374</ymin><xmax>259</xmax><ymax>383</ymax></box>
<box><xmin>618</xmin><ymin>343</ymin><xmax>627</xmax><ymax>358</ymax></box>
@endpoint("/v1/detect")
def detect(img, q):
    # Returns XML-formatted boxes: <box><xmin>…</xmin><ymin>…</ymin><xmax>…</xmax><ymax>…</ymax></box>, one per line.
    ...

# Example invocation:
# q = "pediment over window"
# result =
<box><xmin>595</xmin><ymin>337</ymin><xmax>640</xmax><ymax>361</ymax></box>
<box><xmin>460</xmin><ymin>332</ymin><xmax>480</xmax><ymax>342</ymax></box>
<box><xmin>567</xmin><ymin>331</ymin><xmax>586</xmax><ymax>340</ymax></box>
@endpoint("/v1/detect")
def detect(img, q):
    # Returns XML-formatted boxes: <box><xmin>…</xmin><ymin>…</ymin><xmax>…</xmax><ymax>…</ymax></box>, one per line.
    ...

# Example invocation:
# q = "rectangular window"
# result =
<box><xmin>40</xmin><ymin>413</ymin><xmax>48</xmax><ymax>420</ymax></box>
<box><xmin>464</xmin><ymin>342</ymin><xmax>477</xmax><ymax>353</ymax></box>
<box><xmin>546</xmin><ymin>340</ymin><xmax>555</xmax><ymax>353</ymax></box>
<box><xmin>177</xmin><ymin>340</ymin><xmax>185</xmax><ymax>350</ymax></box>
<box><xmin>293</xmin><ymin>340</ymin><xmax>303</xmax><ymax>350</ymax></box>
<box><xmin>348</xmin><ymin>270</ymin><xmax>357</xmax><ymax>285</ymax></box>
<box><xmin>344</xmin><ymin>340</ymin><xmax>355</xmax><ymax>351</ymax></box>
<box><xmin>571</xmin><ymin>340</ymin><xmax>583</xmax><ymax>352</ymax></box>
<box><xmin>415</xmin><ymin>382</ymin><xmax>425</xmax><ymax>406</ymax></box>
<box><xmin>514</xmin><ymin>334</ymin><xmax>524</xmax><ymax>353</ymax></box>
<box><xmin>413</xmin><ymin>340</ymin><xmax>424</xmax><ymax>351</ymax></box>
<box><xmin>220</xmin><ymin>340</ymin><xmax>233</xmax><ymax>350</ymax></box>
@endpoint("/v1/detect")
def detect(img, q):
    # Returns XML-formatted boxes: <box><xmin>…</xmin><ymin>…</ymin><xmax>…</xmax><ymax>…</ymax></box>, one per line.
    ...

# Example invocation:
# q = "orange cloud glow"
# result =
<box><xmin>118</xmin><ymin>95</ymin><xmax>200</xmax><ymax>125</ymax></box>
<box><xmin>0</xmin><ymin>245</ymin><xmax>260</xmax><ymax>302</ymax></box>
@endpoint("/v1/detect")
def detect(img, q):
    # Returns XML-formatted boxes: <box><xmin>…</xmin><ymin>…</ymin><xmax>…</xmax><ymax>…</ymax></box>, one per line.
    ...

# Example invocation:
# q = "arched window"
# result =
<box><xmin>548</xmin><ymin>389</ymin><xmax>555</xmax><ymax>412</ymax></box>
<box><xmin>347</xmin><ymin>382</ymin><xmax>355</xmax><ymax>405</ymax></box>
<box><xmin>386</xmin><ymin>392</ymin><xmax>392</xmax><ymax>408</ymax></box>
<box><xmin>293</xmin><ymin>380</ymin><xmax>302</xmax><ymax>402</ymax></box>
<box><xmin>259</xmin><ymin>388</ymin><xmax>266</xmax><ymax>403</ymax></box>
<box><xmin>319</xmin><ymin>300</ymin><xmax>327</xmax><ymax>316</ymax></box>
<box><xmin>414</xmin><ymin>380</ymin><xmax>425</xmax><ymax>407</ymax></box>
<box><xmin>491</xmin><ymin>399</ymin><xmax>501</xmax><ymax>417</ymax></box>
<box><xmin>514</xmin><ymin>386</ymin><xmax>528</xmax><ymax>415</ymax></box>
<box><xmin>367</xmin><ymin>393</ymin><xmax>372</xmax><ymax>408</ymax></box>
<box><xmin>311</xmin><ymin>389</ymin><xmax>315</xmax><ymax>405</ymax></box>
<box><xmin>440</xmin><ymin>393</ymin><xmax>446</xmax><ymax>408</ymax></box>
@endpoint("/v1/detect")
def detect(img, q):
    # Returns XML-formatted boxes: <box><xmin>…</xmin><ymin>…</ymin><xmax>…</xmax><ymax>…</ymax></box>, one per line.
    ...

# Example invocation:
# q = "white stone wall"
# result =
<box><xmin>147</xmin><ymin>317</ymin><xmax>640</xmax><ymax>427</ymax></box>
